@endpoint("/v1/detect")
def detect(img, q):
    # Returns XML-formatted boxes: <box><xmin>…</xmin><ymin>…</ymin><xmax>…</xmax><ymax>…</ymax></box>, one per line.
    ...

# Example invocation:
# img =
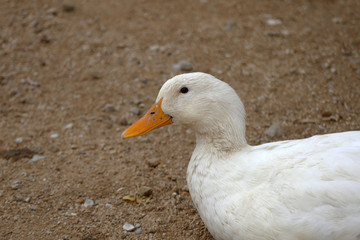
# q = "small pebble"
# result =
<box><xmin>265</xmin><ymin>31</ymin><xmax>280</xmax><ymax>37</ymax></box>
<box><xmin>226</xmin><ymin>21</ymin><xmax>235</xmax><ymax>30</ymax></box>
<box><xmin>321</xmin><ymin>111</ymin><xmax>332</xmax><ymax>118</ymax></box>
<box><xmin>138</xmin><ymin>186</ymin><xmax>153</xmax><ymax>197</ymax></box>
<box><xmin>173</xmin><ymin>61</ymin><xmax>193</xmax><ymax>72</ymax></box>
<box><xmin>30</xmin><ymin>155</ymin><xmax>45</xmax><ymax>162</ymax></box>
<box><xmin>103</xmin><ymin>104</ymin><xmax>116</xmax><ymax>113</ymax></box>
<box><xmin>123</xmin><ymin>222</ymin><xmax>136</xmax><ymax>232</ymax></box>
<box><xmin>149</xmin><ymin>45</ymin><xmax>160</xmax><ymax>51</ymax></box>
<box><xmin>63</xmin><ymin>3</ymin><xmax>75</xmax><ymax>12</ymax></box>
<box><xmin>322</xmin><ymin>63</ymin><xmax>330</xmax><ymax>69</ymax></box>
<box><xmin>135</xmin><ymin>223</ymin><xmax>141</xmax><ymax>228</ymax></box>
<box><xmin>148</xmin><ymin>228</ymin><xmax>157</xmax><ymax>233</ymax></box>
<box><xmin>11</xmin><ymin>183</ymin><xmax>21</xmax><ymax>190</ymax></box>
<box><xmin>341</xmin><ymin>48</ymin><xmax>352</xmax><ymax>56</ymax></box>
<box><xmin>135</xmin><ymin>229</ymin><xmax>143</xmax><ymax>235</ymax></box>
<box><xmin>266</xmin><ymin>19</ymin><xmax>282</xmax><ymax>26</ymax></box>
<box><xmin>130</xmin><ymin>107</ymin><xmax>141</xmax><ymax>116</ymax></box>
<box><xmin>49</xmin><ymin>145</ymin><xmax>60</xmax><ymax>153</ymax></box>
<box><xmin>105</xmin><ymin>203</ymin><xmax>113</xmax><ymax>208</ymax></box>
<box><xmin>119</xmin><ymin>117</ymin><xmax>128</xmax><ymax>126</ymax></box>
<box><xmin>47</xmin><ymin>8</ymin><xmax>57</xmax><ymax>15</ymax></box>
<box><xmin>281</xmin><ymin>30</ymin><xmax>289</xmax><ymax>36</ymax></box>
<box><xmin>75</xmin><ymin>197</ymin><xmax>85</xmax><ymax>204</ymax></box>
<box><xmin>264</xmin><ymin>122</ymin><xmax>284</xmax><ymax>138</ymax></box>
<box><xmin>181</xmin><ymin>191</ymin><xmax>190</xmax><ymax>197</ymax></box>
<box><xmin>29</xmin><ymin>205</ymin><xmax>38</xmax><ymax>211</ymax></box>
<box><xmin>50</xmin><ymin>133</ymin><xmax>59</xmax><ymax>139</ymax></box>
<box><xmin>31</xmin><ymin>81</ymin><xmax>40</xmax><ymax>87</ymax></box>
<box><xmin>14</xmin><ymin>194</ymin><xmax>23</xmax><ymax>202</ymax></box>
<box><xmin>15</xmin><ymin>137</ymin><xmax>23</xmax><ymax>143</ymax></box>
<box><xmin>63</xmin><ymin>123</ymin><xmax>73</xmax><ymax>130</ymax></box>
<box><xmin>332</xmin><ymin>17</ymin><xmax>342</xmax><ymax>24</ymax></box>
<box><xmin>24</xmin><ymin>197</ymin><xmax>31</xmax><ymax>203</ymax></box>
<box><xmin>182</xmin><ymin>185</ymin><xmax>189</xmax><ymax>192</ymax></box>
<box><xmin>83</xmin><ymin>198</ymin><xmax>94</xmax><ymax>207</ymax></box>
<box><xmin>31</xmin><ymin>146</ymin><xmax>43</xmax><ymax>154</ymax></box>
<box><xmin>91</xmin><ymin>73</ymin><xmax>101</xmax><ymax>80</ymax></box>
<box><xmin>149</xmin><ymin>45</ymin><xmax>166</xmax><ymax>52</ymax></box>
<box><xmin>298</xmin><ymin>69</ymin><xmax>306</xmax><ymax>75</ymax></box>
<box><xmin>146</xmin><ymin>158</ymin><xmax>160</xmax><ymax>168</ymax></box>
<box><xmin>40</xmin><ymin>35</ymin><xmax>51</xmax><ymax>44</ymax></box>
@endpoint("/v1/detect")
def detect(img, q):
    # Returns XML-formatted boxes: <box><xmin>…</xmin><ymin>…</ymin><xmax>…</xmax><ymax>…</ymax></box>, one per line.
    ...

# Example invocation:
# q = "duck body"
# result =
<box><xmin>188</xmin><ymin>131</ymin><xmax>360</xmax><ymax>240</ymax></box>
<box><xmin>122</xmin><ymin>72</ymin><xmax>360</xmax><ymax>240</ymax></box>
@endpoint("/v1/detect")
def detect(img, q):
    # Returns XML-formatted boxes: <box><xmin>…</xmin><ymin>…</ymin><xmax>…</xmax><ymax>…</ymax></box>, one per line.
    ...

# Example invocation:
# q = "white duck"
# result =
<box><xmin>122</xmin><ymin>72</ymin><xmax>360</xmax><ymax>240</ymax></box>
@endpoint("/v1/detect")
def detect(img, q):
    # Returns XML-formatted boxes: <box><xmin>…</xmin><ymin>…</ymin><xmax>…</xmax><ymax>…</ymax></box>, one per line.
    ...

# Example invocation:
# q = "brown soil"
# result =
<box><xmin>0</xmin><ymin>0</ymin><xmax>359</xmax><ymax>239</ymax></box>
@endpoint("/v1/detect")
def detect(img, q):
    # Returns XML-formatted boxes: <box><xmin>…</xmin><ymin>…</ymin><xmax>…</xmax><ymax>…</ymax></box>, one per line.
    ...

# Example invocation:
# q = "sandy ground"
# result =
<box><xmin>0</xmin><ymin>0</ymin><xmax>359</xmax><ymax>239</ymax></box>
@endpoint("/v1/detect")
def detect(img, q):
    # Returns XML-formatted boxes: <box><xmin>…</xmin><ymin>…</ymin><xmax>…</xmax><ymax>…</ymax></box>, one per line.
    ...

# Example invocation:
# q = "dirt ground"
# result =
<box><xmin>0</xmin><ymin>0</ymin><xmax>359</xmax><ymax>239</ymax></box>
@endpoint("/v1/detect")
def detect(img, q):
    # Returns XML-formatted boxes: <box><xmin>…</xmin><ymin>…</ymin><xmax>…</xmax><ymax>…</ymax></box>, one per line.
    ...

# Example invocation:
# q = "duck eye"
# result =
<box><xmin>180</xmin><ymin>87</ymin><xmax>189</xmax><ymax>94</ymax></box>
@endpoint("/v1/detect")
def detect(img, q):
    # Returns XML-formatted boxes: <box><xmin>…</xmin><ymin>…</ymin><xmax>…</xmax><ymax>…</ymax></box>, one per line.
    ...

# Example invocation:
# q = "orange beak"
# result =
<box><xmin>122</xmin><ymin>98</ymin><xmax>173</xmax><ymax>139</ymax></box>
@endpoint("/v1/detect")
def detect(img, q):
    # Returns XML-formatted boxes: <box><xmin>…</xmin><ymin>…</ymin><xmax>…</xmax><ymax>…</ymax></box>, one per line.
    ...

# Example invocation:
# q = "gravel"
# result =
<box><xmin>62</xmin><ymin>123</ymin><xmax>73</xmax><ymax>130</ymax></box>
<box><xmin>11</xmin><ymin>181</ymin><xmax>21</xmax><ymax>190</ymax></box>
<box><xmin>29</xmin><ymin>205</ymin><xmax>38</xmax><ymax>211</ymax></box>
<box><xmin>48</xmin><ymin>145</ymin><xmax>60</xmax><ymax>153</ymax></box>
<box><xmin>137</xmin><ymin>186</ymin><xmax>153</xmax><ymax>197</ymax></box>
<box><xmin>264</xmin><ymin>123</ymin><xmax>284</xmax><ymax>138</ymax></box>
<box><xmin>47</xmin><ymin>8</ymin><xmax>57</xmax><ymax>16</ymax></box>
<box><xmin>31</xmin><ymin>146</ymin><xmax>43</xmax><ymax>154</ymax></box>
<box><xmin>130</xmin><ymin>107</ymin><xmax>141</xmax><ymax>116</ymax></box>
<box><xmin>265</xmin><ymin>31</ymin><xmax>280</xmax><ymax>37</ymax></box>
<box><xmin>14</xmin><ymin>137</ymin><xmax>23</xmax><ymax>143</ymax></box>
<box><xmin>226</xmin><ymin>21</ymin><xmax>235</xmax><ymax>30</ymax></box>
<box><xmin>30</xmin><ymin>155</ymin><xmax>45</xmax><ymax>162</ymax></box>
<box><xmin>146</xmin><ymin>158</ymin><xmax>160</xmax><ymax>168</ymax></box>
<box><xmin>123</xmin><ymin>223</ymin><xmax>136</xmax><ymax>232</ymax></box>
<box><xmin>50</xmin><ymin>133</ymin><xmax>59</xmax><ymax>139</ymax></box>
<box><xmin>173</xmin><ymin>61</ymin><xmax>193</xmax><ymax>72</ymax></box>
<box><xmin>148</xmin><ymin>228</ymin><xmax>158</xmax><ymax>234</ymax></box>
<box><xmin>63</xmin><ymin>3</ymin><xmax>75</xmax><ymax>12</ymax></box>
<box><xmin>91</xmin><ymin>73</ymin><xmax>102</xmax><ymax>80</ymax></box>
<box><xmin>83</xmin><ymin>199</ymin><xmax>94</xmax><ymax>207</ymax></box>
<box><xmin>119</xmin><ymin>117</ymin><xmax>128</xmax><ymax>126</ymax></box>
<box><xmin>103</xmin><ymin>104</ymin><xmax>116</xmax><ymax>113</ymax></box>
<box><xmin>266</xmin><ymin>19</ymin><xmax>282</xmax><ymax>26</ymax></box>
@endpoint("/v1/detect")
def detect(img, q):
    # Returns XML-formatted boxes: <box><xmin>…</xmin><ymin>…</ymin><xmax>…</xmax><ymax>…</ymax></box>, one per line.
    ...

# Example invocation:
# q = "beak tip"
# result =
<box><xmin>121</xmin><ymin>130</ymin><xmax>128</xmax><ymax>139</ymax></box>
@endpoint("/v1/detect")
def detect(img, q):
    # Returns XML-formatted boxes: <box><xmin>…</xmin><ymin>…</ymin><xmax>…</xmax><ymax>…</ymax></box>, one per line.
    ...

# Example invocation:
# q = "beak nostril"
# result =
<box><xmin>150</xmin><ymin>111</ymin><xmax>155</xmax><ymax>115</ymax></box>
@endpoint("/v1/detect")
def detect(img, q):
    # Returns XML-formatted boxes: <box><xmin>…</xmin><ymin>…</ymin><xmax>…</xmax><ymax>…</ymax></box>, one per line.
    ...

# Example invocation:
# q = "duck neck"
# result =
<box><xmin>194</xmin><ymin>119</ymin><xmax>248</xmax><ymax>155</ymax></box>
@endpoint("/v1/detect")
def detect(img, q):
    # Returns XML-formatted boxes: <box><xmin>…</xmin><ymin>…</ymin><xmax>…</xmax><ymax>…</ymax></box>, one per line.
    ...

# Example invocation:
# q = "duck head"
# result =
<box><xmin>122</xmin><ymin>72</ymin><xmax>247</xmax><ymax>150</ymax></box>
